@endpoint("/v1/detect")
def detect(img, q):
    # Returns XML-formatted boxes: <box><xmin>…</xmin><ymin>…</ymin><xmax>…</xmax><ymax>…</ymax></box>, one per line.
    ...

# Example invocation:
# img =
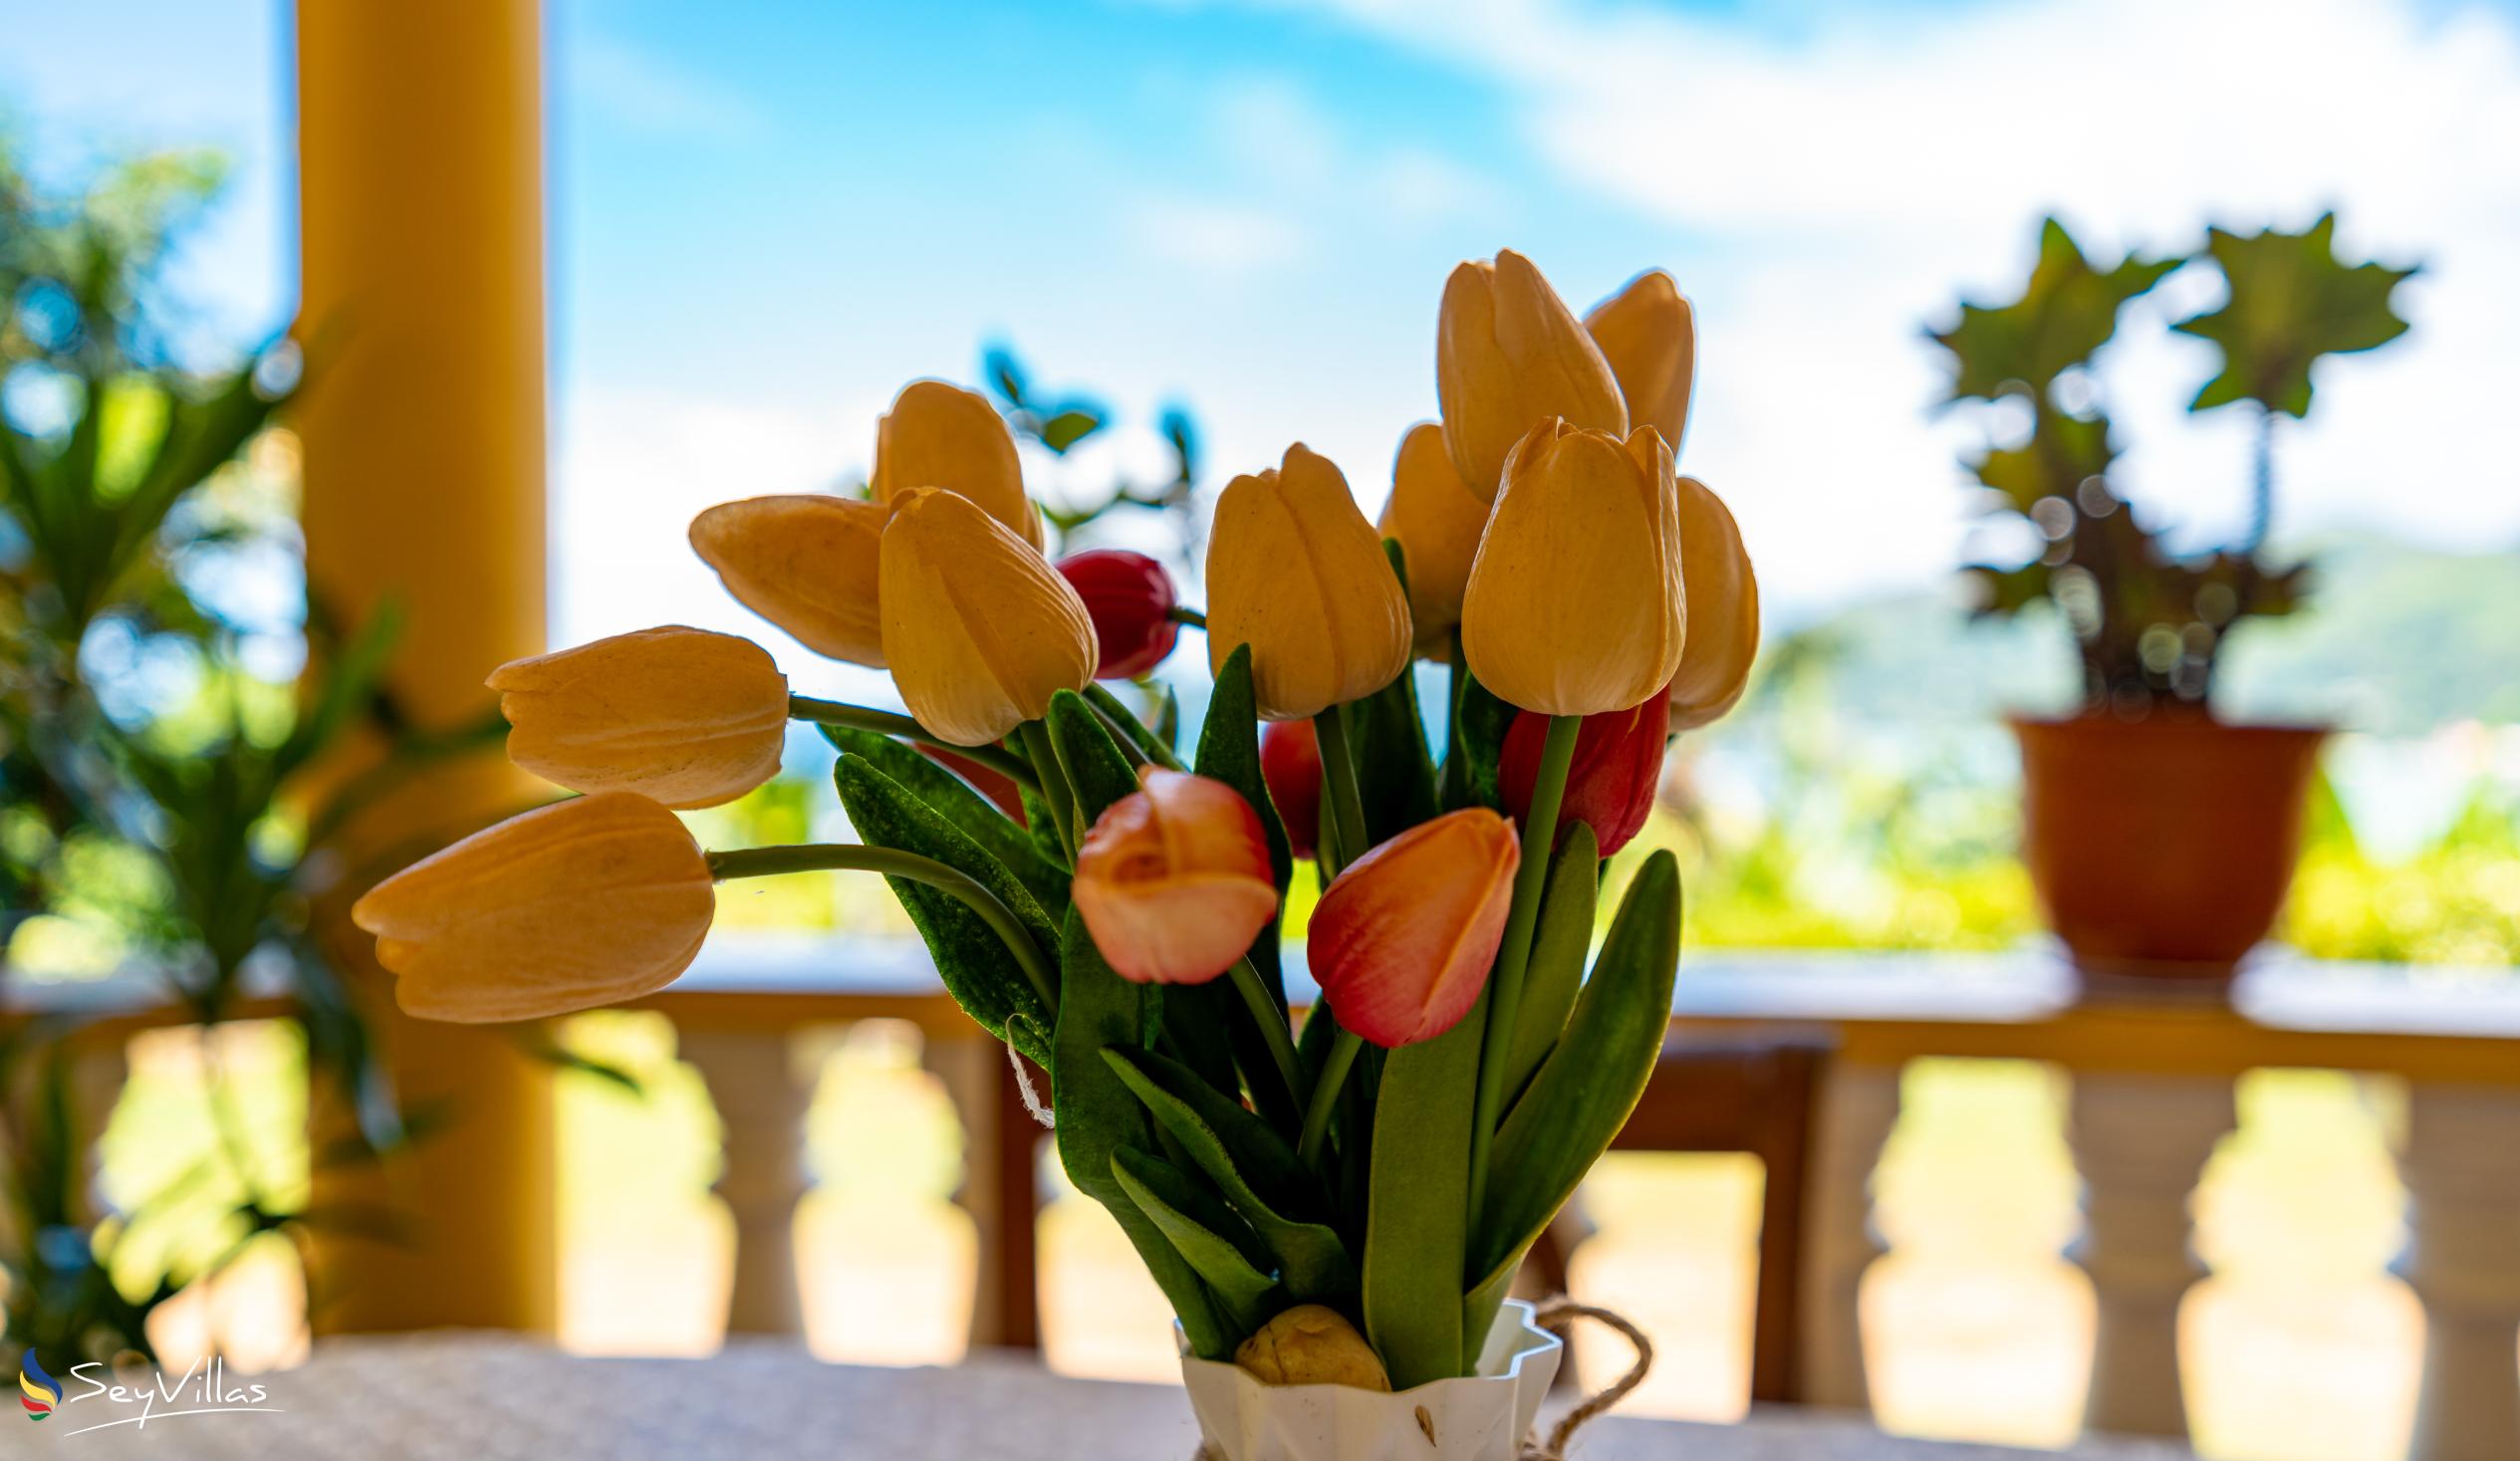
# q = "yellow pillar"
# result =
<box><xmin>295</xmin><ymin>0</ymin><xmax>556</xmax><ymax>1335</ymax></box>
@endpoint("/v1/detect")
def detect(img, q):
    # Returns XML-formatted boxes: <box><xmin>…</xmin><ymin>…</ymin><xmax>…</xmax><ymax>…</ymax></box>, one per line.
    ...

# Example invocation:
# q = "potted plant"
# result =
<box><xmin>345</xmin><ymin>249</ymin><xmax>1758</xmax><ymax>1458</ymax></box>
<box><xmin>1927</xmin><ymin>214</ymin><xmax>2416</xmax><ymax>979</ymax></box>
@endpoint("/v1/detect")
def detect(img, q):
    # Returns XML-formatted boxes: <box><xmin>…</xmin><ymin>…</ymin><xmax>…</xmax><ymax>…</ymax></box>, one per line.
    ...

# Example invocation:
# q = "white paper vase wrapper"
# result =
<box><xmin>1177</xmin><ymin>1299</ymin><xmax>1563</xmax><ymax>1461</ymax></box>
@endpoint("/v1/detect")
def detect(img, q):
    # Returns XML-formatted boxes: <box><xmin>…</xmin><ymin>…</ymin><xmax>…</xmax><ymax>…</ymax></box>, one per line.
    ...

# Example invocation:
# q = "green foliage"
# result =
<box><xmin>1927</xmin><ymin>218</ymin><xmax>2178</xmax><ymax>401</ymax></box>
<box><xmin>1361</xmin><ymin>988</ymin><xmax>1485</xmax><ymax>1388</ymax></box>
<box><xmin>831</xmin><ymin>754</ymin><xmax>1057</xmax><ymax>1066</ymax></box>
<box><xmin>1928</xmin><ymin>213</ymin><xmax>2416</xmax><ymax>712</ymax></box>
<box><xmin>2176</xmin><ymin>214</ymin><xmax>2416</xmax><ymax>418</ymax></box>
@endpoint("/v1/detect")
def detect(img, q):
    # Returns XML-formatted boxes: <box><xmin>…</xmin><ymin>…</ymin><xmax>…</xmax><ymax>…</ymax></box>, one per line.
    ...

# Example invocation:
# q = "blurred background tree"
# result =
<box><xmin>0</xmin><ymin>135</ymin><xmax>469</xmax><ymax>1367</ymax></box>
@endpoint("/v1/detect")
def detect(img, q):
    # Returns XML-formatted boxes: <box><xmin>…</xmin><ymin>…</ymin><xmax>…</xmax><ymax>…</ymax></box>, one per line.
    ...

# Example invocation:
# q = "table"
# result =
<box><xmin>13</xmin><ymin>1336</ymin><xmax>2193</xmax><ymax>1460</ymax></box>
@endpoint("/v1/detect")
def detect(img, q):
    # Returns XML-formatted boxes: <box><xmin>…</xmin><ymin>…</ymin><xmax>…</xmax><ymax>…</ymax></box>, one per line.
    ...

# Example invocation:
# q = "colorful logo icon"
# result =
<box><xmin>19</xmin><ymin>1352</ymin><xmax>63</xmax><ymax>1421</ymax></box>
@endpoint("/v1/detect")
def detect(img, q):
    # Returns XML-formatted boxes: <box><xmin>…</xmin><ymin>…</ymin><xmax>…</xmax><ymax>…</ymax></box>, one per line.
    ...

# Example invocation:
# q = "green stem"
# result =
<box><xmin>1313</xmin><ymin>703</ymin><xmax>1372</xmax><ymax>870</ymax></box>
<box><xmin>1167</xmin><ymin>606</ymin><xmax>1207</xmax><ymax>629</ymax></box>
<box><xmin>1017</xmin><ymin>720</ymin><xmax>1080</xmax><ymax>861</ymax></box>
<box><xmin>1297</xmin><ymin>1025</ymin><xmax>1364</xmax><ymax>1169</ymax></box>
<box><xmin>788</xmin><ymin>695</ymin><xmax>1040</xmax><ymax>792</ymax></box>
<box><xmin>709</xmin><ymin>843</ymin><xmax>1057</xmax><ymax>1012</ymax></box>
<box><xmin>1228</xmin><ymin>957</ymin><xmax>1307</xmax><ymax>1112</ymax></box>
<box><xmin>1463</xmin><ymin>712</ymin><xmax>1581</xmax><ymax>1233</ymax></box>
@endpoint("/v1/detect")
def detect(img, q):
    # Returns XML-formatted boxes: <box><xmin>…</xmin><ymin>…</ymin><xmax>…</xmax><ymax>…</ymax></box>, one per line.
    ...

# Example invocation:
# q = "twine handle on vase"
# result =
<box><xmin>1187</xmin><ymin>1297</ymin><xmax>1652</xmax><ymax>1461</ymax></box>
<box><xmin>1520</xmin><ymin>1297</ymin><xmax>1652</xmax><ymax>1460</ymax></box>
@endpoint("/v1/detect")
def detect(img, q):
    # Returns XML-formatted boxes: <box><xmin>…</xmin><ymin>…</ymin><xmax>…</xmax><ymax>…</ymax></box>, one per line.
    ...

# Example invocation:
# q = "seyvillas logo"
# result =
<box><xmin>16</xmin><ymin>1355</ymin><xmax>281</xmax><ymax>1437</ymax></box>
<box><xmin>19</xmin><ymin>1352</ymin><xmax>63</xmax><ymax>1420</ymax></box>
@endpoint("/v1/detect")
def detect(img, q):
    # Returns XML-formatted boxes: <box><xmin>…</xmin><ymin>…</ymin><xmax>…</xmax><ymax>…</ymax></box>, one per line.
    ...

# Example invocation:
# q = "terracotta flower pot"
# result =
<box><xmin>2011</xmin><ymin>714</ymin><xmax>2328</xmax><ymax>980</ymax></box>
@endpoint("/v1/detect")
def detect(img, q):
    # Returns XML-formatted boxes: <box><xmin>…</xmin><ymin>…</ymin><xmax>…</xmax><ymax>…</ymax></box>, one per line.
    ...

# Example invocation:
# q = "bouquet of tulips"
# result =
<box><xmin>353</xmin><ymin>250</ymin><xmax>1756</xmax><ymax>1394</ymax></box>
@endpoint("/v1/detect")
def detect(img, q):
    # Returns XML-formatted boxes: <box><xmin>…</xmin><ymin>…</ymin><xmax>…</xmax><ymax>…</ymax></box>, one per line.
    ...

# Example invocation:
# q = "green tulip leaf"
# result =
<box><xmin>1348</xmin><ymin>542</ymin><xmax>1441</xmax><ymax>845</ymax></box>
<box><xmin>1047</xmin><ymin>689</ymin><xmax>1141</xmax><ymax>826</ymax></box>
<box><xmin>1085</xmin><ymin>683</ymin><xmax>1182</xmax><ymax>769</ymax></box>
<box><xmin>818</xmin><ymin>724</ymin><xmax>1068</xmax><ymax>914</ymax></box>
<box><xmin>1363</xmin><ymin>988</ymin><xmax>1487</xmax><ymax>1388</ymax></box>
<box><xmin>1051</xmin><ymin>906</ymin><xmax>1231</xmax><ymax>1357</ymax></box>
<box><xmin>1466</xmin><ymin>851</ymin><xmax>1682</xmax><ymax>1343</ymax></box>
<box><xmin>1113</xmin><ymin>1147</ymin><xmax>1281</xmax><ymax>1336</ymax></box>
<box><xmin>1441</xmin><ymin>663</ymin><xmax>1515</xmax><ymax>814</ymax></box>
<box><xmin>1500</xmin><ymin>820</ymin><xmax>1601</xmax><ymax>1104</ymax></box>
<box><xmin>1104</xmin><ymin>1046</ymin><xmax>1357</xmax><ymax>1301</ymax></box>
<box><xmin>2174</xmin><ymin>214</ymin><xmax>2417</xmax><ymax>419</ymax></box>
<box><xmin>834</xmin><ymin>754</ymin><xmax>1057</xmax><ymax>1066</ymax></box>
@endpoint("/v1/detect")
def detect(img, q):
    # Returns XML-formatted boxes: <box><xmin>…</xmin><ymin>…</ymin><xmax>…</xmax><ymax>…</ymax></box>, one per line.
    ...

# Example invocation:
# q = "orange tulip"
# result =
<box><xmin>1377</xmin><ymin>422</ymin><xmax>1489</xmax><ymax>656</ymax></box>
<box><xmin>1586</xmin><ymin>269</ymin><xmax>1695</xmax><ymax>455</ymax></box>
<box><xmin>351</xmin><ymin>792</ymin><xmax>715</xmax><ymax>1023</ymax></box>
<box><xmin>689</xmin><ymin>494</ymin><xmax>886</xmax><ymax>666</ymax></box>
<box><xmin>488</xmin><ymin>625</ymin><xmax>789</xmax><ymax>810</ymax></box>
<box><xmin>1072</xmin><ymin>770</ymin><xmax>1279</xmax><ymax>986</ymax></box>
<box><xmin>871</xmin><ymin>379</ymin><xmax>1044</xmax><ymax>550</ymax></box>
<box><xmin>1460</xmin><ymin>419</ymin><xmax>1684</xmax><ymax>716</ymax></box>
<box><xmin>1669</xmin><ymin>476</ymin><xmax>1760</xmax><ymax>730</ymax></box>
<box><xmin>879</xmin><ymin>486</ymin><xmax>1098</xmax><ymax>746</ymax></box>
<box><xmin>1436</xmin><ymin>249</ymin><xmax>1627</xmax><ymax>502</ymax></box>
<box><xmin>1307</xmin><ymin>809</ymin><xmax>1520</xmax><ymax>1048</ymax></box>
<box><xmin>1206</xmin><ymin>444</ymin><xmax>1410</xmax><ymax>721</ymax></box>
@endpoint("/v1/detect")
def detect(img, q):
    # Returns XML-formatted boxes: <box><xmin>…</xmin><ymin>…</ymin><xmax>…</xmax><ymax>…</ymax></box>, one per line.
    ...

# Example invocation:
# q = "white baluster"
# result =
<box><xmin>924</xmin><ymin>1031</ymin><xmax>1033</xmax><ymax>1347</ymax></box>
<box><xmin>2069</xmin><ymin>1071</ymin><xmax>2234</xmax><ymax>1438</ymax></box>
<box><xmin>682</xmin><ymin>1026</ymin><xmax>812</xmax><ymax>1337</ymax></box>
<box><xmin>1802</xmin><ymin>1061</ymin><xmax>1900</xmax><ymax>1409</ymax></box>
<box><xmin>2400</xmin><ymin>1085</ymin><xmax>2520</xmax><ymax>1461</ymax></box>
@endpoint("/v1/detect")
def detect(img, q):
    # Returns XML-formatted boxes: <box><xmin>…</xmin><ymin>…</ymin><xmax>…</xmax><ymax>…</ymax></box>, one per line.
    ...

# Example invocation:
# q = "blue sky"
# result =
<box><xmin>7</xmin><ymin>0</ymin><xmax>2519</xmax><ymax>703</ymax></box>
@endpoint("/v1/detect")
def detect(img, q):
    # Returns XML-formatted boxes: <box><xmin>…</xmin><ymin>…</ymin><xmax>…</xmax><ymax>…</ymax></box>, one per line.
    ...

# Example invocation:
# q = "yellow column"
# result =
<box><xmin>296</xmin><ymin>0</ymin><xmax>556</xmax><ymax>1335</ymax></box>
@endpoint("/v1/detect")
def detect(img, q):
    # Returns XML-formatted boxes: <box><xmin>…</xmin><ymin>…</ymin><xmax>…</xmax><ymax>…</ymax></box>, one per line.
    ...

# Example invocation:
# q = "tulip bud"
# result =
<box><xmin>489</xmin><ymin>625</ymin><xmax>789</xmax><ymax>810</ymax></box>
<box><xmin>1259</xmin><ymin>718</ymin><xmax>1324</xmax><ymax>860</ymax></box>
<box><xmin>879</xmin><ymin>487</ymin><xmax>1099</xmax><ymax>746</ymax></box>
<box><xmin>1668</xmin><ymin>476</ymin><xmax>1759</xmax><ymax>730</ymax></box>
<box><xmin>1235</xmin><ymin>1305</ymin><xmax>1391</xmax><ymax>1391</ymax></box>
<box><xmin>872</xmin><ymin>379</ymin><xmax>1045</xmax><ymax>550</ymax></box>
<box><xmin>1206</xmin><ymin>444</ymin><xmax>1410</xmax><ymax>721</ymax></box>
<box><xmin>351</xmin><ymin>792</ymin><xmax>715</xmax><ymax>1022</ymax></box>
<box><xmin>1308</xmin><ymin>809</ymin><xmax>1519</xmax><ymax>1048</ymax></box>
<box><xmin>1436</xmin><ymin>249</ymin><xmax>1627</xmax><ymax>503</ymax></box>
<box><xmin>1056</xmin><ymin>549</ymin><xmax>1181</xmax><ymax>679</ymax></box>
<box><xmin>1586</xmin><ymin>269</ymin><xmax>1695</xmax><ymax>455</ymax></box>
<box><xmin>689</xmin><ymin>494</ymin><xmax>887</xmax><ymax>666</ymax></box>
<box><xmin>1460</xmin><ymin>419</ymin><xmax>1683</xmax><ymax>717</ymax></box>
<box><xmin>1377</xmin><ymin>423</ymin><xmax>1489</xmax><ymax>656</ymax></box>
<box><xmin>1073</xmin><ymin>769</ymin><xmax>1280</xmax><ymax>986</ymax></box>
<box><xmin>1501</xmin><ymin>691</ymin><xmax>1670</xmax><ymax>856</ymax></box>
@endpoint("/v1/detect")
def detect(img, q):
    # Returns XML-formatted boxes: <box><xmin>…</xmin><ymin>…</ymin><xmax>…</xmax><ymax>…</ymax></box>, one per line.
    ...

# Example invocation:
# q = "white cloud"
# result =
<box><xmin>550</xmin><ymin>384</ymin><xmax>898</xmax><ymax>704</ymax></box>
<box><xmin>1218</xmin><ymin>0</ymin><xmax>2520</xmax><ymax>610</ymax></box>
<box><xmin>567</xmin><ymin>33</ymin><xmax>772</xmax><ymax>143</ymax></box>
<box><xmin>1130</xmin><ymin>196</ymin><xmax>1317</xmax><ymax>272</ymax></box>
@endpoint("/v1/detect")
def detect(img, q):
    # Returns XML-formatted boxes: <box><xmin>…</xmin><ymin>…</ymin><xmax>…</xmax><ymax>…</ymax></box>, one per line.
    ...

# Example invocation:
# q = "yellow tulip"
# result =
<box><xmin>351</xmin><ymin>791</ymin><xmax>715</xmax><ymax>1023</ymax></box>
<box><xmin>1377</xmin><ymin>422</ymin><xmax>1489</xmax><ymax>657</ymax></box>
<box><xmin>1586</xmin><ymin>269</ymin><xmax>1695</xmax><ymax>454</ymax></box>
<box><xmin>1668</xmin><ymin>476</ymin><xmax>1759</xmax><ymax>730</ymax></box>
<box><xmin>1206</xmin><ymin>444</ymin><xmax>1410</xmax><ymax>721</ymax></box>
<box><xmin>1436</xmin><ymin>249</ymin><xmax>1627</xmax><ymax>503</ymax></box>
<box><xmin>1460</xmin><ymin>419</ymin><xmax>1683</xmax><ymax>717</ymax></box>
<box><xmin>871</xmin><ymin>379</ymin><xmax>1044</xmax><ymax>550</ymax></box>
<box><xmin>880</xmin><ymin>486</ymin><xmax>1097</xmax><ymax>745</ymax></box>
<box><xmin>689</xmin><ymin>494</ymin><xmax>886</xmax><ymax>666</ymax></box>
<box><xmin>488</xmin><ymin>625</ymin><xmax>789</xmax><ymax>810</ymax></box>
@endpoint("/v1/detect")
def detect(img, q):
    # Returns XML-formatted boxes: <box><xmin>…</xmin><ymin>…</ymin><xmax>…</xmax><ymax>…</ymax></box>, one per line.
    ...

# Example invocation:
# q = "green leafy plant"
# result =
<box><xmin>1927</xmin><ymin>213</ymin><xmax>2415</xmax><ymax>712</ymax></box>
<box><xmin>0</xmin><ymin>138</ymin><xmax>469</xmax><ymax>1367</ymax></box>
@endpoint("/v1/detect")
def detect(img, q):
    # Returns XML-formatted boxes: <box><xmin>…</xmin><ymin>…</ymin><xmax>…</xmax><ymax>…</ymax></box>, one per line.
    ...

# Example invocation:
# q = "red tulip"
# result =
<box><xmin>1073</xmin><ymin>769</ymin><xmax>1279</xmax><ymax>985</ymax></box>
<box><xmin>1308</xmin><ymin>809</ymin><xmax>1520</xmax><ymax>1048</ymax></box>
<box><xmin>1057</xmin><ymin>549</ymin><xmax>1181</xmax><ymax>679</ymax></box>
<box><xmin>1259</xmin><ymin>719</ymin><xmax>1324</xmax><ymax>859</ymax></box>
<box><xmin>917</xmin><ymin>743</ymin><xmax>1028</xmax><ymax>826</ymax></box>
<box><xmin>1499</xmin><ymin>690</ymin><xmax>1670</xmax><ymax>856</ymax></box>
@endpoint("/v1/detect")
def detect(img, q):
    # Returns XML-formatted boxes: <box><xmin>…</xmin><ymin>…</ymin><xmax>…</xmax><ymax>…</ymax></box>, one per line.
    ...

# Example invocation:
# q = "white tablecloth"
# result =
<box><xmin>5</xmin><ymin>1336</ymin><xmax>2193</xmax><ymax>1461</ymax></box>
